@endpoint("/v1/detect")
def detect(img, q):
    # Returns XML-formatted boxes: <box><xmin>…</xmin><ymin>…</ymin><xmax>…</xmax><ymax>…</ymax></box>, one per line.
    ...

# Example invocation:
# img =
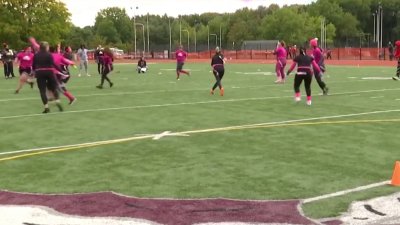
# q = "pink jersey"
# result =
<box><xmin>52</xmin><ymin>53</ymin><xmax>74</xmax><ymax>68</ymax></box>
<box><xmin>312</xmin><ymin>48</ymin><xmax>323</xmax><ymax>64</ymax></box>
<box><xmin>275</xmin><ymin>47</ymin><xmax>287</xmax><ymax>59</ymax></box>
<box><xmin>17</xmin><ymin>52</ymin><xmax>34</xmax><ymax>69</ymax></box>
<box><xmin>175</xmin><ymin>49</ymin><xmax>187</xmax><ymax>63</ymax></box>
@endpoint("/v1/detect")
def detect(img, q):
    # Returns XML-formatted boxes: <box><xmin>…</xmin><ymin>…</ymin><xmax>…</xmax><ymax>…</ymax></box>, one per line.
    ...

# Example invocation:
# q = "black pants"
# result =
<box><xmin>314</xmin><ymin>71</ymin><xmax>327</xmax><ymax>91</ymax></box>
<box><xmin>294</xmin><ymin>73</ymin><xmax>312</xmax><ymax>97</ymax></box>
<box><xmin>4</xmin><ymin>62</ymin><xmax>14</xmax><ymax>78</ymax></box>
<box><xmin>212</xmin><ymin>68</ymin><xmax>225</xmax><ymax>90</ymax></box>
<box><xmin>36</xmin><ymin>71</ymin><xmax>59</xmax><ymax>105</ymax></box>
<box><xmin>97</xmin><ymin>62</ymin><xmax>103</xmax><ymax>74</ymax></box>
<box><xmin>101</xmin><ymin>68</ymin><xmax>111</xmax><ymax>86</ymax></box>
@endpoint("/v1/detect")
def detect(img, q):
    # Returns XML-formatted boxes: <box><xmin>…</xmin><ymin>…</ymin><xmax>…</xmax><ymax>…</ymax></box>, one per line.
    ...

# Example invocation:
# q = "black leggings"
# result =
<box><xmin>294</xmin><ymin>73</ymin><xmax>312</xmax><ymax>97</ymax></box>
<box><xmin>212</xmin><ymin>68</ymin><xmax>225</xmax><ymax>90</ymax></box>
<box><xmin>36</xmin><ymin>71</ymin><xmax>59</xmax><ymax>105</ymax></box>
<box><xmin>397</xmin><ymin>59</ymin><xmax>400</xmax><ymax>77</ymax></box>
<box><xmin>101</xmin><ymin>68</ymin><xmax>111</xmax><ymax>86</ymax></box>
<box><xmin>4</xmin><ymin>62</ymin><xmax>14</xmax><ymax>78</ymax></box>
<box><xmin>314</xmin><ymin>71</ymin><xmax>327</xmax><ymax>91</ymax></box>
<box><xmin>98</xmin><ymin>62</ymin><xmax>103</xmax><ymax>74</ymax></box>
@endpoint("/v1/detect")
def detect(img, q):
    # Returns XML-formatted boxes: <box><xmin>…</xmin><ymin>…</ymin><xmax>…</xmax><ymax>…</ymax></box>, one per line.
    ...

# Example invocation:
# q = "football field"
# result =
<box><xmin>0</xmin><ymin>61</ymin><xmax>399</xmax><ymax>223</ymax></box>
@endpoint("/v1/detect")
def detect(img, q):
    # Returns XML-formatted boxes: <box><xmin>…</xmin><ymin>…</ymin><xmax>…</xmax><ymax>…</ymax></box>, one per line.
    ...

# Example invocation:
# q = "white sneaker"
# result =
<box><xmin>295</xmin><ymin>97</ymin><xmax>301</xmax><ymax>102</ymax></box>
<box><xmin>307</xmin><ymin>100</ymin><xmax>312</xmax><ymax>106</ymax></box>
<box><xmin>87</xmin><ymin>74</ymin><xmax>91</xmax><ymax>77</ymax></box>
<box><xmin>78</xmin><ymin>74</ymin><xmax>81</xmax><ymax>77</ymax></box>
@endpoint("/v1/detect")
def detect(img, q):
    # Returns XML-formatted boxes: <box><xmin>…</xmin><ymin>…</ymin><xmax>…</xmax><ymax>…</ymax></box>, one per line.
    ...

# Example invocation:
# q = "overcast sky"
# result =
<box><xmin>61</xmin><ymin>0</ymin><xmax>315</xmax><ymax>27</ymax></box>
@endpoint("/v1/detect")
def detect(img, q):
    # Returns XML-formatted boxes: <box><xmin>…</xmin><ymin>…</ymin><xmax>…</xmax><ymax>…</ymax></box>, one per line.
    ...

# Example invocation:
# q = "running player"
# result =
<box><xmin>392</xmin><ymin>40</ymin><xmax>400</xmax><ymax>81</ymax></box>
<box><xmin>286</xmin><ymin>47</ymin><xmax>321</xmax><ymax>106</ymax></box>
<box><xmin>50</xmin><ymin>46</ymin><xmax>77</xmax><ymax>105</ymax></box>
<box><xmin>96</xmin><ymin>48</ymin><xmax>114</xmax><ymax>89</ymax></box>
<box><xmin>15</xmin><ymin>47</ymin><xmax>35</xmax><ymax>94</ymax></box>
<box><xmin>175</xmin><ymin>45</ymin><xmax>190</xmax><ymax>80</ymax></box>
<box><xmin>273</xmin><ymin>41</ymin><xmax>287</xmax><ymax>84</ymax></box>
<box><xmin>310</xmin><ymin>38</ymin><xmax>329</xmax><ymax>95</ymax></box>
<box><xmin>210</xmin><ymin>47</ymin><xmax>225</xmax><ymax>96</ymax></box>
<box><xmin>32</xmin><ymin>42</ymin><xmax>63</xmax><ymax>113</ymax></box>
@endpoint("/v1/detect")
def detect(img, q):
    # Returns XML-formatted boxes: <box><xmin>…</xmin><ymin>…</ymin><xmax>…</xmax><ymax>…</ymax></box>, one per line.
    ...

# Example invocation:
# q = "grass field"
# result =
<box><xmin>0</xmin><ymin>61</ymin><xmax>399</xmax><ymax>220</ymax></box>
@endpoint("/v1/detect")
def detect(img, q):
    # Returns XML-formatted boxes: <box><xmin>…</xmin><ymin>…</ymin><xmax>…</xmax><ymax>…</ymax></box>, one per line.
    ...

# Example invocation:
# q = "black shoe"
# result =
<box><xmin>69</xmin><ymin>98</ymin><xmax>77</xmax><ymax>105</ymax></box>
<box><xmin>109</xmin><ymin>82</ymin><xmax>114</xmax><ymax>88</ymax></box>
<box><xmin>96</xmin><ymin>85</ymin><xmax>103</xmax><ymax>89</ymax></box>
<box><xmin>43</xmin><ymin>108</ymin><xmax>50</xmax><ymax>114</ymax></box>
<box><xmin>56</xmin><ymin>103</ymin><xmax>64</xmax><ymax>112</ymax></box>
<box><xmin>29</xmin><ymin>82</ymin><xmax>34</xmax><ymax>89</ymax></box>
<box><xmin>15</xmin><ymin>90</ymin><xmax>19</xmax><ymax>94</ymax></box>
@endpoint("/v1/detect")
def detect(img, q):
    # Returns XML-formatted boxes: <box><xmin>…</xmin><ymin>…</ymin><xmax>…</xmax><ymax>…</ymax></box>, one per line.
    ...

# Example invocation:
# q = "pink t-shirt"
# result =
<box><xmin>17</xmin><ymin>52</ymin><xmax>34</xmax><ymax>69</ymax></box>
<box><xmin>52</xmin><ymin>53</ymin><xmax>74</xmax><ymax>68</ymax></box>
<box><xmin>175</xmin><ymin>50</ymin><xmax>187</xmax><ymax>63</ymax></box>
<box><xmin>312</xmin><ymin>48</ymin><xmax>322</xmax><ymax>64</ymax></box>
<box><xmin>275</xmin><ymin>47</ymin><xmax>287</xmax><ymax>59</ymax></box>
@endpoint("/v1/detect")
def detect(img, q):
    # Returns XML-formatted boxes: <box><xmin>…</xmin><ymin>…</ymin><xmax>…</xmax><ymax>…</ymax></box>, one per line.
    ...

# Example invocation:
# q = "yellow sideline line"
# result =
<box><xmin>1</xmin><ymin>118</ymin><xmax>399</xmax><ymax>163</ymax></box>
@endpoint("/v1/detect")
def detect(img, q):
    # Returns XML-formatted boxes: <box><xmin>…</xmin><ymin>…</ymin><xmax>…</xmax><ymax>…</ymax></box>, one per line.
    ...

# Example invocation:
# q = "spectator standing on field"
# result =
<box><xmin>2</xmin><ymin>43</ymin><xmax>16</xmax><ymax>79</ymax></box>
<box><xmin>77</xmin><ymin>44</ymin><xmax>90</xmax><ymax>77</ymax></box>
<box><xmin>389</xmin><ymin>41</ymin><xmax>394</xmax><ymax>61</ymax></box>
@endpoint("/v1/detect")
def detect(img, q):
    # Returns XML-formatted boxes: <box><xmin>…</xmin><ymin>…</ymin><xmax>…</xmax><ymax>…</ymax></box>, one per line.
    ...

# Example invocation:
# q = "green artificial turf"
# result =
<box><xmin>0</xmin><ymin>61</ymin><xmax>399</xmax><ymax>218</ymax></box>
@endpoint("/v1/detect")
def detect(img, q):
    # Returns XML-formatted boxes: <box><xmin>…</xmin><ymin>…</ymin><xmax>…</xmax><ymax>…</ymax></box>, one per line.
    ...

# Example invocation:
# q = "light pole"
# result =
<box><xmin>210</xmin><ymin>34</ymin><xmax>218</xmax><ymax>47</ymax></box>
<box><xmin>135</xmin><ymin>23</ymin><xmax>145</xmax><ymax>56</ymax></box>
<box><xmin>219</xmin><ymin>24</ymin><xmax>222</xmax><ymax>49</ymax></box>
<box><xmin>130</xmin><ymin>6</ymin><xmax>138</xmax><ymax>59</ymax></box>
<box><xmin>373</xmin><ymin>12</ymin><xmax>376</xmax><ymax>42</ymax></box>
<box><xmin>169</xmin><ymin>19</ymin><xmax>172</xmax><ymax>58</ymax></box>
<box><xmin>182</xmin><ymin>29</ymin><xmax>190</xmax><ymax>51</ymax></box>
<box><xmin>146</xmin><ymin>14</ymin><xmax>150</xmax><ymax>53</ymax></box>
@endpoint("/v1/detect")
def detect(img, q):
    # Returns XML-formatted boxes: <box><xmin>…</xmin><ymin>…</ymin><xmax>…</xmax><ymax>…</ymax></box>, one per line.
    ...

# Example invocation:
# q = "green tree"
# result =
<box><xmin>0</xmin><ymin>0</ymin><xmax>71</xmax><ymax>49</ymax></box>
<box><xmin>94</xmin><ymin>7</ymin><xmax>133</xmax><ymax>44</ymax></box>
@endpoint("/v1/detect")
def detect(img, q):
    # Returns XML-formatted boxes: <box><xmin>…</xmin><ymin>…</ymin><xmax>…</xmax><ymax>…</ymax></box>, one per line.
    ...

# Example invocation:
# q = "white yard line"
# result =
<box><xmin>2</xmin><ymin>108</ymin><xmax>400</xmax><ymax>156</ymax></box>
<box><xmin>303</xmin><ymin>180</ymin><xmax>391</xmax><ymax>203</ymax></box>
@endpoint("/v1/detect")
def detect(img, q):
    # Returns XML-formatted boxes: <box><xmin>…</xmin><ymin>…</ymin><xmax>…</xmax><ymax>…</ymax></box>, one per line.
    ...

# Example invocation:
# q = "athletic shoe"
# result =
<box><xmin>323</xmin><ymin>87</ymin><xmax>329</xmax><ymax>95</ymax></box>
<box><xmin>78</xmin><ymin>74</ymin><xmax>81</xmax><ymax>77</ymax></box>
<box><xmin>15</xmin><ymin>90</ymin><xmax>19</xmax><ymax>94</ymax></box>
<box><xmin>393</xmin><ymin>76</ymin><xmax>399</xmax><ymax>81</ymax></box>
<box><xmin>307</xmin><ymin>100</ymin><xmax>312</xmax><ymax>106</ymax></box>
<box><xmin>69</xmin><ymin>98</ymin><xmax>77</xmax><ymax>105</ymax></box>
<box><xmin>295</xmin><ymin>97</ymin><xmax>301</xmax><ymax>102</ymax></box>
<box><xmin>56</xmin><ymin>103</ymin><xmax>64</xmax><ymax>112</ymax></box>
<box><xmin>110</xmin><ymin>82</ymin><xmax>114</xmax><ymax>88</ymax></box>
<box><xmin>42</xmin><ymin>108</ymin><xmax>50</xmax><ymax>114</ymax></box>
<box><xmin>210</xmin><ymin>89</ymin><xmax>214</xmax><ymax>95</ymax></box>
<box><xmin>87</xmin><ymin>74</ymin><xmax>91</xmax><ymax>77</ymax></box>
<box><xmin>29</xmin><ymin>82</ymin><xmax>34</xmax><ymax>89</ymax></box>
<box><xmin>96</xmin><ymin>85</ymin><xmax>103</xmax><ymax>89</ymax></box>
<box><xmin>274</xmin><ymin>79</ymin><xmax>282</xmax><ymax>84</ymax></box>
<box><xmin>220</xmin><ymin>88</ymin><xmax>224</xmax><ymax>96</ymax></box>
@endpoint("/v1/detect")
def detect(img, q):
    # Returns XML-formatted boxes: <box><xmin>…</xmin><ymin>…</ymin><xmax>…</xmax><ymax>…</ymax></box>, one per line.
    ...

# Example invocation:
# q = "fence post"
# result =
<box><xmin>359</xmin><ymin>48</ymin><xmax>362</xmax><ymax>60</ymax></box>
<box><xmin>337</xmin><ymin>48</ymin><xmax>340</xmax><ymax>60</ymax></box>
<box><xmin>236</xmin><ymin>50</ymin><xmax>238</xmax><ymax>59</ymax></box>
<box><xmin>250</xmin><ymin>50</ymin><xmax>253</xmax><ymax>60</ymax></box>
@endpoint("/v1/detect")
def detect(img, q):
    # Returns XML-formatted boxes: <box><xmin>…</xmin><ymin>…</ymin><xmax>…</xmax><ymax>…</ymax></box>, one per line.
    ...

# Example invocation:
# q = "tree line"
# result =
<box><xmin>1</xmin><ymin>0</ymin><xmax>399</xmax><ymax>52</ymax></box>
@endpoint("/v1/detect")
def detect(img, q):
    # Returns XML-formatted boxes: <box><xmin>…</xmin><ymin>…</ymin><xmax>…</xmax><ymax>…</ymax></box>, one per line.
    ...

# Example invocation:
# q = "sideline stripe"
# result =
<box><xmin>1</xmin><ymin>87</ymin><xmax>400</xmax><ymax>120</ymax></box>
<box><xmin>1</xmin><ymin>117</ymin><xmax>400</xmax><ymax>162</ymax></box>
<box><xmin>303</xmin><ymin>180</ymin><xmax>391</xmax><ymax>203</ymax></box>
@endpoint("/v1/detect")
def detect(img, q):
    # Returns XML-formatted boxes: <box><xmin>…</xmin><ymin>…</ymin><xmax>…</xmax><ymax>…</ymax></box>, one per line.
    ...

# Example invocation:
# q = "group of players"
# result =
<box><xmin>4</xmin><ymin>37</ymin><xmax>400</xmax><ymax>112</ymax></box>
<box><xmin>5</xmin><ymin>38</ymin><xmax>115</xmax><ymax>113</ymax></box>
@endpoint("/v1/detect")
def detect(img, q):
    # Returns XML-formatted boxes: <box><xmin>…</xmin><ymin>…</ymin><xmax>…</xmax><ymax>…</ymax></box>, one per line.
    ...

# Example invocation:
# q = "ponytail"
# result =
<box><xmin>299</xmin><ymin>47</ymin><xmax>306</xmax><ymax>55</ymax></box>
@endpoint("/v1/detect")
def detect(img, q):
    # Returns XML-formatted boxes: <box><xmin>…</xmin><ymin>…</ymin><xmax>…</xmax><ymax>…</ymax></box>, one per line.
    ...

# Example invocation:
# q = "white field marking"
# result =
<box><xmin>349</xmin><ymin>94</ymin><xmax>361</xmax><ymax>97</ymax></box>
<box><xmin>152</xmin><ymin>131</ymin><xmax>189</xmax><ymax>140</ymax></box>
<box><xmin>2</xmin><ymin>108</ymin><xmax>400</xmax><ymax>156</ymax></box>
<box><xmin>362</xmin><ymin>77</ymin><xmax>393</xmax><ymax>80</ymax></box>
<box><xmin>160</xmin><ymin>69</ymin><xmax>200</xmax><ymax>71</ymax></box>
<box><xmin>370</xmin><ymin>96</ymin><xmax>385</xmax><ymax>99</ymax></box>
<box><xmin>1</xmin><ymin>87</ymin><xmax>400</xmax><ymax>119</ymax></box>
<box><xmin>303</xmin><ymin>180</ymin><xmax>390</xmax><ymax>204</ymax></box>
<box><xmin>348</xmin><ymin>77</ymin><xmax>358</xmax><ymax>79</ymax></box>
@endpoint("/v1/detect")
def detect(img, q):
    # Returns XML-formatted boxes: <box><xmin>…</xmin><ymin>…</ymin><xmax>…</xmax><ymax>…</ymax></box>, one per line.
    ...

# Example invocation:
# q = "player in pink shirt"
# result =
<box><xmin>175</xmin><ymin>45</ymin><xmax>190</xmax><ymax>80</ymax></box>
<box><xmin>310</xmin><ymin>38</ymin><xmax>329</xmax><ymax>95</ymax></box>
<box><xmin>273</xmin><ymin>41</ymin><xmax>287</xmax><ymax>83</ymax></box>
<box><xmin>96</xmin><ymin>48</ymin><xmax>114</xmax><ymax>89</ymax></box>
<box><xmin>15</xmin><ymin>47</ymin><xmax>35</xmax><ymax>94</ymax></box>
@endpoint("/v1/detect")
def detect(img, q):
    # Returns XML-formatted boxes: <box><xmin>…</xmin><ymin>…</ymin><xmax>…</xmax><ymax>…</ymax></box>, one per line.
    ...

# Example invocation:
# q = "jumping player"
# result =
<box><xmin>392</xmin><ymin>40</ymin><xmax>400</xmax><ymax>81</ymax></box>
<box><xmin>96</xmin><ymin>48</ymin><xmax>114</xmax><ymax>89</ymax></box>
<box><xmin>15</xmin><ymin>47</ymin><xmax>35</xmax><ymax>94</ymax></box>
<box><xmin>286</xmin><ymin>47</ymin><xmax>321</xmax><ymax>106</ymax></box>
<box><xmin>273</xmin><ymin>41</ymin><xmax>287</xmax><ymax>84</ymax></box>
<box><xmin>310</xmin><ymin>38</ymin><xmax>329</xmax><ymax>95</ymax></box>
<box><xmin>175</xmin><ymin>45</ymin><xmax>190</xmax><ymax>80</ymax></box>
<box><xmin>32</xmin><ymin>42</ymin><xmax>63</xmax><ymax>113</ymax></box>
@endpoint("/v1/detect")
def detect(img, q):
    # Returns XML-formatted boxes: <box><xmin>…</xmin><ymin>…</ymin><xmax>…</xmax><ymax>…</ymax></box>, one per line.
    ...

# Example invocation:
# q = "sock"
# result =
<box><xmin>63</xmin><ymin>91</ymin><xmax>75</xmax><ymax>101</ymax></box>
<box><xmin>307</xmin><ymin>96</ymin><xmax>312</xmax><ymax>101</ymax></box>
<box><xmin>295</xmin><ymin>92</ymin><xmax>301</xmax><ymax>98</ymax></box>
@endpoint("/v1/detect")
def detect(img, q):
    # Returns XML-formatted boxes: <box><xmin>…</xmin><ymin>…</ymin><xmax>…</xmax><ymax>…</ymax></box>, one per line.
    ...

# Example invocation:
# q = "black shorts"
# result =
<box><xmin>19</xmin><ymin>67</ymin><xmax>32</xmax><ymax>75</ymax></box>
<box><xmin>177</xmin><ymin>62</ymin><xmax>184</xmax><ymax>71</ymax></box>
